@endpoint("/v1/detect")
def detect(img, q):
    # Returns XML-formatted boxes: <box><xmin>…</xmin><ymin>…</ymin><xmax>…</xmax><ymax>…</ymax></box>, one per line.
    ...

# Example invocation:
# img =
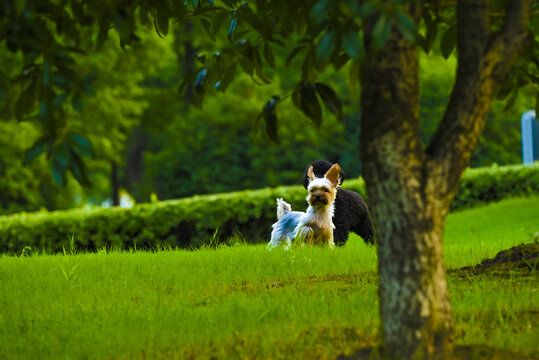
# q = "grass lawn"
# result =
<box><xmin>0</xmin><ymin>196</ymin><xmax>537</xmax><ymax>359</ymax></box>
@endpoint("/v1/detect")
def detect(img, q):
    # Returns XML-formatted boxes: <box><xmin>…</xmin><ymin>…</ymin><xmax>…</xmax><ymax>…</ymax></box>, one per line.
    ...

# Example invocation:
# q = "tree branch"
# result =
<box><xmin>425</xmin><ymin>0</ymin><xmax>531</xmax><ymax>205</ymax></box>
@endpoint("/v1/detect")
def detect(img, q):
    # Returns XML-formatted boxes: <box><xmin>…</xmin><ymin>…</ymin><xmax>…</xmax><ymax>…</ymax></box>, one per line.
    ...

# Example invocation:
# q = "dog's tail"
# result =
<box><xmin>276</xmin><ymin>198</ymin><xmax>292</xmax><ymax>220</ymax></box>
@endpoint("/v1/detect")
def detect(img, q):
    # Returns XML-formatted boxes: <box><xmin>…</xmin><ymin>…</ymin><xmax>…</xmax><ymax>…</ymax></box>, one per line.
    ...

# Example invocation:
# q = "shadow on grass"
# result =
<box><xmin>339</xmin><ymin>243</ymin><xmax>539</xmax><ymax>360</ymax></box>
<box><xmin>338</xmin><ymin>344</ymin><xmax>533</xmax><ymax>360</ymax></box>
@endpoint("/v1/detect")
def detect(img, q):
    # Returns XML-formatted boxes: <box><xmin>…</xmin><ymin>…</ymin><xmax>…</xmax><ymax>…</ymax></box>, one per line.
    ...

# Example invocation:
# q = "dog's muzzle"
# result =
<box><xmin>310</xmin><ymin>195</ymin><xmax>328</xmax><ymax>205</ymax></box>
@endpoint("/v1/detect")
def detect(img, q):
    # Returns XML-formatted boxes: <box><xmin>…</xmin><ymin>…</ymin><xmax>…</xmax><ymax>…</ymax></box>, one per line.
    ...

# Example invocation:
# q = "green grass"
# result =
<box><xmin>0</xmin><ymin>196</ymin><xmax>538</xmax><ymax>359</ymax></box>
<box><xmin>443</xmin><ymin>196</ymin><xmax>539</xmax><ymax>268</ymax></box>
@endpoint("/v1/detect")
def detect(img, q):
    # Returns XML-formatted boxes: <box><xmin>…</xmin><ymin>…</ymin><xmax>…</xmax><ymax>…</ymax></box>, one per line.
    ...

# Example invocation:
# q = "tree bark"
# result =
<box><xmin>359</xmin><ymin>1</ymin><xmax>531</xmax><ymax>358</ymax></box>
<box><xmin>427</xmin><ymin>0</ymin><xmax>532</xmax><ymax>199</ymax></box>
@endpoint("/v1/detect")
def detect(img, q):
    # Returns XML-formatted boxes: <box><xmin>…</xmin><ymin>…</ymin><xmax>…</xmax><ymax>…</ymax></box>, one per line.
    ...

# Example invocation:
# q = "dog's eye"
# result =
<box><xmin>323</xmin><ymin>188</ymin><xmax>329</xmax><ymax>193</ymax></box>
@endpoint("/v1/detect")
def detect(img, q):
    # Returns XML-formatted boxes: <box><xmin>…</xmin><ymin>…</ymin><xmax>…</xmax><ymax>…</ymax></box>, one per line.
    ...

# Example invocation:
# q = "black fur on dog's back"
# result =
<box><xmin>302</xmin><ymin>160</ymin><xmax>375</xmax><ymax>246</ymax></box>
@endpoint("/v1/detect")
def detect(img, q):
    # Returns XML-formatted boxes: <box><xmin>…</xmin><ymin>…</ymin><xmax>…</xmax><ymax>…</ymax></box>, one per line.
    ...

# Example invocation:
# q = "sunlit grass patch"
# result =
<box><xmin>0</xmin><ymin>196</ymin><xmax>538</xmax><ymax>359</ymax></box>
<box><xmin>443</xmin><ymin>196</ymin><xmax>539</xmax><ymax>269</ymax></box>
<box><xmin>0</xmin><ymin>245</ymin><xmax>380</xmax><ymax>359</ymax></box>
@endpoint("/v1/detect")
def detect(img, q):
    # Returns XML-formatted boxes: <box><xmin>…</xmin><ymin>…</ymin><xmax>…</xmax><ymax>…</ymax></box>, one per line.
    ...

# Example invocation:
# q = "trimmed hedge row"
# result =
<box><xmin>450</xmin><ymin>164</ymin><xmax>539</xmax><ymax>209</ymax></box>
<box><xmin>0</xmin><ymin>164</ymin><xmax>537</xmax><ymax>253</ymax></box>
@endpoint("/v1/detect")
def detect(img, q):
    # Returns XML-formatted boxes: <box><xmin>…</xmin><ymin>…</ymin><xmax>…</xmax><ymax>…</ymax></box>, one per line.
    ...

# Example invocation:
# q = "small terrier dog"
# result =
<box><xmin>302</xmin><ymin>160</ymin><xmax>375</xmax><ymax>246</ymax></box>
<box><xmin>267</xmin><ymin>163</ymin><xmax>341</xmax><ymax>249</ymax></box>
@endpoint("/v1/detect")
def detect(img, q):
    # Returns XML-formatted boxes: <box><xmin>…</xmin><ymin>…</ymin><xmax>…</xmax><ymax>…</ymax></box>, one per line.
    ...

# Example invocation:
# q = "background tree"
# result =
<box><xmin>1</xmin><ymin>0</ymin><xmax>537</xmax><ymax>358</ymax></box>
<box><xmin>73</xmin><ymin>32</ymin><xmax>172</xmax><ymax>204</ymax></box>
<box><xmin>0</xmin><ymin>120</ymin><xmax>84</xmax><ymax>214</ymax></box>
<box><xmin>133</xmin><ymin>72</ymin><xmax>360</xmax><ymax>200</ymax></box>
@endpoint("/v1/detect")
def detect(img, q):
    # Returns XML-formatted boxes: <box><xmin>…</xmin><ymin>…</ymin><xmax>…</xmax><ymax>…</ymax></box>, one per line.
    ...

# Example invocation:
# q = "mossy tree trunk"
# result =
<box><xmin>359</xmin><ymin>0</ymin><xmax>531</xmax><ymax>357</ymax></box>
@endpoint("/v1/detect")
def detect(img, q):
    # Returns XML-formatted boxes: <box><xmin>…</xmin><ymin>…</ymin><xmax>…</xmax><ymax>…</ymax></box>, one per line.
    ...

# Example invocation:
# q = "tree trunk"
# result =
<box><xmin>125</xmin><ymin>125</ymin><xmax>148</xmax><ymax>192</ymax></box>
<box><xmin>112</xmin><ymin>161</ymin><xmax>120</xmax><ymax>207</ymax></box>
<box><xmin>174</xmin><ymin>21</ymin><xmax>196</xmax><ymax>104</ymax></box>
<box><xmin>361</xmin><ymin>7</ymin><xmax>454</xmax><ymax>358</ymax></box>
<box><xmin>359</xmin><ymin>1</ymin><xmax>531</xmax><ymax>358</ymax></box>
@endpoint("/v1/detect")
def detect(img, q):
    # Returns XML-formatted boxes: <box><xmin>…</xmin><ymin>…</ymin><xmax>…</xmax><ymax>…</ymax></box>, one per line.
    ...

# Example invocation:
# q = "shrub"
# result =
<box><xmin>450</xmin><ymin>164</ymin><xmax>539</xmax><ymax>210</ymax></box>
<box><xmin>0</xmin><ymin>164</ymin><xmax>537</xmax><ymax>253</ymax></box>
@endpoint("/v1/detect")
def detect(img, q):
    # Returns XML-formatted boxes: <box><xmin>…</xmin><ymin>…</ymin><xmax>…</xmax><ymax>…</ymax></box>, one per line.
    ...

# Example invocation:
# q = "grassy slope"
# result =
<box><xmin>0</xmin><ymin>196</ymin><xmax>537</xmax><ymax>359</ymax></box>
<box><xmin>443</xmin><ymin>196</ymin><xmax>539</xmax><ymax>268</ymax></box>
<box><xmin>347</xmin><ymin>195</ymin><xmax>539</xmax><ymax>268</ymax></box>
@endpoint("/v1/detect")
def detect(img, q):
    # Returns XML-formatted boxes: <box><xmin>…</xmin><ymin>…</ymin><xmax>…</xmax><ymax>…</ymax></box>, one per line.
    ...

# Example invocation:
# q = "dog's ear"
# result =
<box><xmin>325</xmin><ymin>163</ymin><xmax>341</xmax><ymax>187</ymax></box>
<box><xmin>307</xmin><ymin>166</ymin><xmax>315</xmax><ymax>182</ymax></box>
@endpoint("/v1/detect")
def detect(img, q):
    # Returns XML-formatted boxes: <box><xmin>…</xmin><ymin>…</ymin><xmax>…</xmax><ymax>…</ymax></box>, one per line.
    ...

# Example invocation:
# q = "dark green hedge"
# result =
<box><xmin>0</xmin><ymin>164</ymin><xmax>537</xmax><ymax>253</ymax></box>
<box><xmin>450</xmin><ymin>164</ymin><xmax>539</xmax><ymax>210</ymax></box>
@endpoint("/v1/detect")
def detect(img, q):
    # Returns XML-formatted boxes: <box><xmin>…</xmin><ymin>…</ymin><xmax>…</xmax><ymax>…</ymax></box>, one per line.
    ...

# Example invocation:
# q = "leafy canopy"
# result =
<box><xmin>1</xmin><ymin>0</ymin><xmax>537</xmax><ymax>183</ymax></box>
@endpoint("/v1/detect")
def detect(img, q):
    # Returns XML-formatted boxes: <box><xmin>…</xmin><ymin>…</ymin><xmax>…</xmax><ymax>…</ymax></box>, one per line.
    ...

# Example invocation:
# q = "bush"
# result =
<box><xmin>450</xmin><ymin>164</ymin><xmax>539</xmax><ymax>210</ymax></box>
<box><xmin>0</xmin><ymin>164</ymin><xmax>537</xmax><ymax>254</ymax></box>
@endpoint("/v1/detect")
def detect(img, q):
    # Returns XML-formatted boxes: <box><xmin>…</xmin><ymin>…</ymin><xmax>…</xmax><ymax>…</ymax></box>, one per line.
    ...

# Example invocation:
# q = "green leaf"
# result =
<box><xmin>68</xmin><ymin>133</ymin><xmax>94</xmax><ymax>158</ymax></box>
<box><xmin>156</xmin><ymin>7</ymin><xmax>170</xmax><ymax>36</ymax></box>
<box><xmin>23</xmin><ymin>136</ymin><xmax>49</xmax><ymax>166</ymax></box>
<box><xmin>201</xmin><ymin>18</ymin><xmax>216</xmax><ymax>41</ymax></box>
<box><xmin>301</xmin><ymin>47</ymin><xmax>316</xmax><ymax>82</ymax></box>
<box><xmin>332</xmin><ymin>52</ymin><xmax>350</xmax><ymax>71</ymax></box>
<box><xmin>315</xmin><ymin>82</ymin><xmax>342</xmax><ymax>118</ymax></box>
<box><xmin>178</xmin><ymin>72</ymin><xmax>197</xmax><ymax>96</ymax></box>
<box><xmin>82</xmin><ymin>74</ymin><xmax>97</xmax><ymax>95</ymax></box>
<box><xmin>53</xmin><ymin>93</ymin><xmax>68</xmax><ymax>108</ymax></box>
<box><xmin>212</xmin><ymin>10</ymin><xmax>229</xmax><ymax>35</ymax></box>
<box><xmin>96</xmin><ymin>19</ymin><xmax>109</xmax><ymax>49</ymax></box>
<box><xmin>496</xmin><ymin>74</ymin><xmax>515</xmax><ymax>100</ymax></box>
<box><xmin>238</xmin><ymin>56</ymin><xmax>254</xmax><ymax>77</ymax></box>
<box><xmin>251</xmin><ymin>46</ymin><xmax>270</xmax><ymax>83</ymax></box>
<box><xmin>265</xmin><ymin>112</ymin><xmax>279</xmax><ymax>143</ymax></box>
<box><xmin>286</xmin><ymin>46</ymin><xmax>306</xmax><ymax>67</ymax></box>
<box><xmin>263</xmin><ymin>43</ymin><xmax>276</xmax><ymax>68</ymax></box>
<box><xmin>71</xmin><ymin>91</ymin><xmax>83</xmax><ymax>113</ymax></box>
<box><xmin>315</xmin><ymin>30</ymin><xmax>337</xmax><ymax>68</ymax></box>
<box><xmin>197</xmin><ymin>54</ymin><xmax>206</xmax><ymax>64</ymax></box>
<box><xmin>51</xmin><ymin>158</ymin><xmax>66</xmax><ymax>187</ymax></box>
<box><xmin>68</xmin><ymin>150</ymin><xmax>91</xmax><ymax>186</ymax></box>
<box><xmin>440</xmin><ymin>25</ymin><xmax>457</xmax><ymax>59</ymax></box>
<box><xmin>420</xmin><ymin>12</ymin><xmax>438</xmax><ymax>53</ymax></box>
<box><xmin>194</xmin><ymin>68</ymin><xmax>207</xmax><ymax>90</ymax></box>
<box><xmin>503</xmin><ymin>87</ymin><xmax>520</xmax><ymax>111</ymax></box>
<box><xmin>215</xmin><ymin>63</ymin><xmax>237</xmax><ymax>92</ymax></box>
<box><xmin>71</xmin><ymin>1</ymin><xmax>85</xmax><ymax>22</ymax></box>
<box><xmin>228</xmin><ymin>18</ymin><xmax>237</xmax><ymax>41</ymax></box>
<box><xmin>42</xmin><ymin>58</ymin><xmax>53</xmax><ymax>86</ymax></box>
<box><xmin>311</xmin><ymin>0</ymin><xmax>331</xmax><ymax>23</ymax></box>
<box><xmin>194</xmin><ymin>68</ymin><xmax>207</xmax><ymax>107</ymax></box>
<box><xmin>292</xmin><ymin>85</ymin><xmax>301</xmax><ymax>109</ymax></box>
<box><xmin>14</xmin><ymin>81</ymin><xmax>36</xmax><ymax>121</ymax></box>
<box><xmin>50</xmin><ymin>144</ymin><xmax>71</xmax><ymax>187</ymax></box>
<box><xmin>394</xmin><ymin>11</ymin><xmax>416</xmax><ymax>42</ymax></box>
<box><xmin>260</xmin><ymin>95</ymin><xmax>281</xmax><ymax>143</ymax></box>
<box><xmin>342</xmin><ymin>28</ymin><xmax>363</xmax><ymax>60</ymax></box>
<box><xmin>372</xmin><ymin>13</ymin><xmax>391</xmax><ymax>51</ymax></box>
<box><xmin>69</xmin><ymin>150</ymin><xmax>83</xmax><ymax>181</ymax></box>
<box><xmin>268</xmin><ymin>37</ymin><xmax>285</xmax><ymax>47</ymax></box>
<box><xmin>298</xmin><ymin>82</ymin><xmax>322</xmax><ymax>126</ymax></box>
<box><xmin>416</xmin><ymin>34</ymin><xmax>429</xmax><ymax>53</ymax></box>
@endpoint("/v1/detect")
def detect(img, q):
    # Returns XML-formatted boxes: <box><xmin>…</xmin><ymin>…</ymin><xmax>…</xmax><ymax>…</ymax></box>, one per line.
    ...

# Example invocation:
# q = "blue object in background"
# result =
<box><xmin>521</xmin><ymin>110</ymin><xmax>538</xmax><ymax>164</ymax></box>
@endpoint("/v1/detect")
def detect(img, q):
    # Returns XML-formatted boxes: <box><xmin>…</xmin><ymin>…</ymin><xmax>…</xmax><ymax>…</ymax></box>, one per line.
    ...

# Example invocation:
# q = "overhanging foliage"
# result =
<box><xmin>1</xmin><ymin>0</ymin><xmax>537</xmax><ymax>183</ymax></box>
